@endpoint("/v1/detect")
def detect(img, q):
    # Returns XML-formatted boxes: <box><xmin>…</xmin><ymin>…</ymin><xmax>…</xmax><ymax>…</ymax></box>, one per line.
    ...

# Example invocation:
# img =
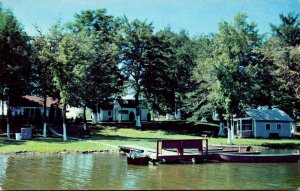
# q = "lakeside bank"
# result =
<box><xmin>1</xmin><ymin>127</ymin><xmax>300</xmax><ymax>155</ymax></box>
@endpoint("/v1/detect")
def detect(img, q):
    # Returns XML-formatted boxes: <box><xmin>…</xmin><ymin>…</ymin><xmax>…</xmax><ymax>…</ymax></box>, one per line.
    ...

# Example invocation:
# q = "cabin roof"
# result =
<box><xmin>10</xmin><ymin>96</ymin><xmax>59</xmax><ymax>108</ymax></box>
<box><xmin>243</xmin><ymin>107</ymin><xmax>294</xmax><ymax>121</ymax></box>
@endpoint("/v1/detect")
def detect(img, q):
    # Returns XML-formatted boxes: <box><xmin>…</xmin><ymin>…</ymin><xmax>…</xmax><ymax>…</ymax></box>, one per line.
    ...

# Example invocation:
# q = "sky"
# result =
<box><xmin>1</xmin><ymin>0</ymin><xmax>300</xmax><ymax>37</ymax></box>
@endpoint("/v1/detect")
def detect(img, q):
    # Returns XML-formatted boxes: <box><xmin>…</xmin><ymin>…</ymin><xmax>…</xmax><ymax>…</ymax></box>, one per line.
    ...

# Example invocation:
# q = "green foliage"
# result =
<box><xmin>119</xmin><ymin>18</ymin><xmax>156</xmax><ymax>119</ymax></box>
<box><xmin>66</xmin><ymin>9</ymin><xmax>122</xmax><ymax>114</ymax></box>
<box><xmin>187</xmin><ymin>13</ymin><xmax>263</xmax><ymax>122</ymax></box>
<box><xmin>2</xmin><ymin>7</ymin><xmax>299</xmax><ymax>126</ymax></box>
<box><xmin>270</xmin><ymin>12</ymin><xmax>300</xmax><ymax>47</ymax></box>
<box><xmin>255</xmin><ymin>12</ymin><xmax>300</xmax><ymax>116</ymax></box>
<box><xmin>0</xmin><ymin>8</ymin><xmax>31</xmax><ymax>99</ymax></box>
<box><xmin>182</xmin><ymin>35</ymin><xmax>215</xmax><ymax>121</ymax></box>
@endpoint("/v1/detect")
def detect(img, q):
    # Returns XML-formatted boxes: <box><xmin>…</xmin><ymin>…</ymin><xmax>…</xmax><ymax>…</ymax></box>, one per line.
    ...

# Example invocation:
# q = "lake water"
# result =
<box><xmin>0</xmin><ymin>151</ymin><xmax>300</xmax><ymax>190</ymax></box>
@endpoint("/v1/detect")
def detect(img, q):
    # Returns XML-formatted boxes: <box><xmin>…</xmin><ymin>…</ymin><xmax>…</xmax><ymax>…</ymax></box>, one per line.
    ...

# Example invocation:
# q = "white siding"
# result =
<box><xmin>99</xmin><ymin>109</ymin><xmax>113</xmax><ymax>121</ymax></box>
<box><xmin>113</xmin><ymin>101</ymin><xmax>148</xmax><ymax>122</ymax></box>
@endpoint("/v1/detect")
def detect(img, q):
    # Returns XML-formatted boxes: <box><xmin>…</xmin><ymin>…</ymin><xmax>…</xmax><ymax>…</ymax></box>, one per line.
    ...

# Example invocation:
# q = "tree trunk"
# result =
<box><xmin>231</xmin><ymin>114</ymin><xmax>235</xmax><ymax>139</ymax></box>
<box><xmin>218</xmin><ymin>110</ymin><xmax>225</xmax><ymax>137</ymax></box>
<box><xmin>6</xmin><ymin>93</ymin><xmax>10</xmax><ymax>140</ymax></box>
<box><xmin>1</xmin><ymin>97</ymin><xmax>4</xmax><ymax>117</ymax></box>
<box><xmin>135</xmin><ymin>92</ymin><xmax>141</xmax><ymax>128</ymax></box>
<box><xmin>218</xmin><ymin>121</ymin><xmax>225</xmax><ymax>136</ymax></box>
<box><xmin>227</xmin><ymin>118</ymin><xmax>232</xmax><ymax>144</ymax></box>
<box><xmin>62</xmin><ymin>104</ymin><xmax>67</xmax><ymax>141</ymax></box>
<box><xmin>152</xmin><ymin>98</ymin><xmax>156</xmax><ymax>122</ymax></box>
<box><xmin>268</xmin><ymin>91</ymin><xmax>273</xmax><ymax>109</ymax></box>
<box><xmin>83</xmin><ymin>105</ymin><xmax>87</xmax><ymax>130</ymax></box>
<box><xmin>92</xmin><ymin>106</ymin><xmax>98</xmax><ymax>124</ymax></box>
<box><xmin>43</xmin><ymin>95</ymin><xmax>47</xmax><ymax>138</ymax></box>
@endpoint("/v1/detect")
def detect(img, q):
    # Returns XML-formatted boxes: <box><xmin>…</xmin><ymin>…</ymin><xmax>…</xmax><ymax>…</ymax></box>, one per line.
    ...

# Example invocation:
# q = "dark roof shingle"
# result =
<box><xmin>11</xmin><ymin>96</ymin><xmax>59</xmax><ymax>108</ymax></box>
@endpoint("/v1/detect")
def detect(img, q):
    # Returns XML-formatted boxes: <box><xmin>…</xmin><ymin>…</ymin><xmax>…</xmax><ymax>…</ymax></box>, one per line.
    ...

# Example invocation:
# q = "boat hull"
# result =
<box><xmin>127</xmin><ymin>156</ymin><xmax>150</xmax><ymax>165</ymax></box>
<box><xmin>220</xmin><ymin>153</ymin><xmax>300</xmax><ymax>163</ymax></box>
<box><xmin>208</xmin><ymin>145</ymin><xmax>251</xmax><ymax>152</ymax></box>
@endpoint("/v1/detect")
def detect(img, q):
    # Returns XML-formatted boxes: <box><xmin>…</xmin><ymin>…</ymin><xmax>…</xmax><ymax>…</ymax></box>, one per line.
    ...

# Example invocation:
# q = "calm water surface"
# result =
<box><xmin>0</xmin><ymin>151</ymin><xmax>300</xmax><ymax>190</ymax></box>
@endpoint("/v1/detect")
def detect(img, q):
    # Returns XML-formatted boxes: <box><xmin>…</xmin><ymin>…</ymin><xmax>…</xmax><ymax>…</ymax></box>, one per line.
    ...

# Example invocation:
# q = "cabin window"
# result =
<box><xmin>265</xmin><ymin>124</ymin><xmax>271</xmax><ymax>130</ymax></box>
<box><xmin>119</xmin><ymin>110</ymin><xmax>129</xmax><ymax>114</ymax></box>
<box><xmin>277</xmin><ymin>124</ymin><xmax>281</xmax><ymax>130</ymax></box>
<box><xmin>108</xmin><ymin>111</ymin><xmax>111</xmax><ymax>116</ymax></box>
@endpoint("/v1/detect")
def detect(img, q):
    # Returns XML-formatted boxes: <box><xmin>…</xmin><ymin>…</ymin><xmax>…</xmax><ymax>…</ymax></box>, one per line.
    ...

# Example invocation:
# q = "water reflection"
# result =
<box><xmin>0</xmin><ymin>156</ymin><xmax>9</xmax><ymax>189</ymax></box>
<box><xmin>60</xmin><ymin>154</ymin><xmax>94</xmax><ymax>189</ymax></box>
<box><xmin>0</xmin><ymin>153</ymin><xmax>299</xmax><ymax>190</ymax></box>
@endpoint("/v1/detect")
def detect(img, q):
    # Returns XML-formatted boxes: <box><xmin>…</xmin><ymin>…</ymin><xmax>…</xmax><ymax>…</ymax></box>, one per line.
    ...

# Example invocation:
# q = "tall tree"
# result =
<box><xmin>0</xmin><ymin>9</ymin><xmax>31</xmax><ymax>139</ymax></box>
<box><xmin>253</xmin><ymin>12</ymin><xmax>300</xmax><ymax>123</ymax></box>
<box><xmin>270</xmin><ymin>12</ymin><xmax>300</xmax><ymax>47</ymax></box>
<box><xmin>31</xmin><ymin>29</ymin><xmax>57</xmax><ymax>137</ymax></box>
<box><xmin>141</xmin><ymin>28</ymin><xmax>175</xmax><ymax>117</ymax></box>
<box><xmin>154</xmin><ymin>28</ymin><xmax>198</xmax><ymax>116</ymax></box>
<box><xmin>182</xmin><ymin>35</ymin><xmax>214</xmax><ymax>122</ymax></box>
<box><xmin>46</xmin><ymin>22</ymin><xmax>74</xmax><ymax>141</ymax></box>
<box><xmin>120</xmin><ymin>18</ymin><xmax>154</xmax><ymax>127</ymax></box>
<box><xmin>214</xmin><ymin>13</ymin><xmax>263</xmax><ymax>142</ymax></box>
<box><xmin>268</xmin><ymin>12</ymin><xmax>300</xmax><ymax>120</ymax></box>
<box><xmin>67</xmin><ymin>9</ymin><xmax>122</xmax><ymax>128</ymax></box>
<box><xmin>192</xmin><ymin>13</ymin><xmax>263</xmax><ymax>142</ymax></box>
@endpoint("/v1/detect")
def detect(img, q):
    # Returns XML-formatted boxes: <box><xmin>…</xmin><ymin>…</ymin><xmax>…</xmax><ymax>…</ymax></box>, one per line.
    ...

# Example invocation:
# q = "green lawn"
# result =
<box><xmin>1</xmin><ymin>126</ymin><xmax>300</xmax><ymax>154</ymax></box>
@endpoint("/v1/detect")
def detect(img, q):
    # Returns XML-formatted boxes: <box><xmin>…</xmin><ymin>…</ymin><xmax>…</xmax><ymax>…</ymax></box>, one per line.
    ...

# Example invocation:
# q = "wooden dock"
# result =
<box><xmin>119</xmin><ymin>139</ymin><xmax>250</xmax><ymax>164</ymax></box>
<box><xmin>119</xmin><ymin>138</ymin><xmax>210</xmax><ymax>164</ymax></box>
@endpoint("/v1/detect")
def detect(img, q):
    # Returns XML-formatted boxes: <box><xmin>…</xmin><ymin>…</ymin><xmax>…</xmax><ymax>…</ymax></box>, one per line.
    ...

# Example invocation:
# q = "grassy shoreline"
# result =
<box><xmin>1</xmin><ymin>127</ymin><xmax>300</xmax><ymax>155</ymax></box>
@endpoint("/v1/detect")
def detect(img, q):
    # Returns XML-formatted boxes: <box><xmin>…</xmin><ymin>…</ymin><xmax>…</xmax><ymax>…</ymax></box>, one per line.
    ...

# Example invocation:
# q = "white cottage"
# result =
<box><xmin>113</xmin><ymin>99</ymin><xmax>148</xmax><ymax>122</ymax></box>
<box><xmin>234</xmin><ymin>107</ymin><xmax>294</xmax><ymax>138</ymax></box>
<box><xmin>98</xmin><ymin>103</ymin><xmax>113</xmax><ymax>122</ymax></box>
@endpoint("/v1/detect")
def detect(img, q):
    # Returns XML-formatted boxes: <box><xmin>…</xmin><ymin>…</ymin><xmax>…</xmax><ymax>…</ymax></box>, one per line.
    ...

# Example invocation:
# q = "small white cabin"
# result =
<box><xmin>234</xmin><ymin>107</ymin><xmax>294</xmax><ymax>138</ymax></box>
<box><xmin>113</xmin><ymin>99</ymin><xmax>148</xmax><ymax>122</ymax></box>
<box><xmin>98</xmin><ymin>103</ymin><xmax>113</xmax><ymax>122</ymax></box>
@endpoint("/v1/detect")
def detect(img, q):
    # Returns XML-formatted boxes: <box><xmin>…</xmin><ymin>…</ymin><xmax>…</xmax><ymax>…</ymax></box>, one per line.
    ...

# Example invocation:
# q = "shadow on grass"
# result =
<box><xmin>0</xmin><ymin>133</ymin><xmax>80</xmax><ymax>149</ymax></box>
<box><xmin>92</xmin><ymin>126</ymin><xmax>211</xmax><ymax>138</ymax></box>
<box><xmin>92</xmin><ymin>120</ymin><xmax>219</xmax><ymax>137</ymax></box>
<box><xmin>91</xmin><ymin>132</ymin><xmax>160</xmax><ymax>142</ymax></box>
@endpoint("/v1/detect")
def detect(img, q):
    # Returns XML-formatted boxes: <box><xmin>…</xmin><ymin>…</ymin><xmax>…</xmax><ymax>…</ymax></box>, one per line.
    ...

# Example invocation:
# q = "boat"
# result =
<box><xmin>219</xmin><ymin>152</ymin><xmax>300</xmax><ymax>163</ymax></box>
<box><xmin>119</xmin><ymin>146</ymin><xmax>144</xmax><ymax>155</ymax></box>
<box><xmin>208</xmin><ymin>144</ymin><xmax>251</xmax><ymax>152</ymax></box>
<box><xmin>207</xmin><ymin>150</ymin><xmax>260</xmax><ymax>161</ymax></box>
<box><xmin>126</xmin><ymin>151</ymin><xmax>150</xmax><ymax>165</ymax></box>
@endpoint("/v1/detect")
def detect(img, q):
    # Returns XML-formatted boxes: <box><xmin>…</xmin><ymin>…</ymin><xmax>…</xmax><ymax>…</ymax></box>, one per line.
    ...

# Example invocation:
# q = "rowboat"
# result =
<box><xmin>127</xmin><ymin>155</ymin><xmax>150</xmax><ymax>165</ymax></box>
<box><xmin>207</xmin><ymin>144</ymin><xmax>251</xmax><ymax>152</ymax></box>
<box><xmin>207</xmin><ymin>150</ymin><xmax>260</xmax><ymax>161</ymax></box>
<box><xmin>126</xmin><ymin>151</ymin><xmax>150</xmax><ymax>165</ymax></box>
<box><xmin>219</xmin><ymin>153</ymin><xmax>300</xmax><ymax>163</ymax></box>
